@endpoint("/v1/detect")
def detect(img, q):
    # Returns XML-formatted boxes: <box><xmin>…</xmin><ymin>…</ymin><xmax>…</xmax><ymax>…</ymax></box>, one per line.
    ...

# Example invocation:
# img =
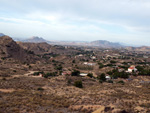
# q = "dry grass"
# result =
<box><xmin>0</xmin><ymin>75</ymin><xmax>150</xmax><ymax>112</ymax></box>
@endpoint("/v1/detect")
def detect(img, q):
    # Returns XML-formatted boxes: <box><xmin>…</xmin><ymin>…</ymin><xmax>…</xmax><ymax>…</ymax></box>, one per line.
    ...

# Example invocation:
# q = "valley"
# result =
<box><xmin>0</xmin><ymin>35</ymin><xmax>150</xmax><ymax>113</ymax></box>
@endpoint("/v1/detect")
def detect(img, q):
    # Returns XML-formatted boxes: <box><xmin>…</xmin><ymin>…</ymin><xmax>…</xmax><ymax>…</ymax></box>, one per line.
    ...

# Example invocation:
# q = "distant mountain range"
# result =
<box><xmin>0</xmin><ymin>34</ymin><xmax>150</xmax><ymax>62</ymax></box>
<box><xmin>12</xmin><ymin>36</ymin><xmax>123</xmax><ymax>48</ymax></box>
<box><xmin>90</xmin><ymin>40</ymin><xmax>123</xmax><ymax>48</ymax></box>
<box><xmin>1</xmin><ymin>33</ymin><xmax>150</xmax><ymax>49</ymax></box>
<box><xmin>14</xmin><ymin>36</ymin><xmax>50</xmax><ymax>43</ymax></box>
<box><xmin>21</xmin><ymin>36</ymin><xmax>51</xmax><ymax>43</ymax></box>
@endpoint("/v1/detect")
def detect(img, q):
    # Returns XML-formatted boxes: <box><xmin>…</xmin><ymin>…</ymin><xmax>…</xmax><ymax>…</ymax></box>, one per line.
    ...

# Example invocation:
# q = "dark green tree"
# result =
<box><xmin>87</xmin><ymin>73</ymin><xmax>93</xmax><ymax>78</ymax></box>
<box><xmin>71</xmin><ymin>70</ymin><xmax>80</xmax><ymax>76</ymax></box>
<box><xmin>74</xmin><ymin>80</ymin><xmax>83</xmax><ymax>88</ymax></box>
<box><xmin>98</xmin><ymin>73</ymin><xmax>106</xmax><ymax>81</ymax></box>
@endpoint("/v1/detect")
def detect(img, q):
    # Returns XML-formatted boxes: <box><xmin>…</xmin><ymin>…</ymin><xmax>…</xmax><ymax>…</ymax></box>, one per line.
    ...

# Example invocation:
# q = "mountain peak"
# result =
<box><xmin>30</xmin><ymin>36</ymin><xmax>42</xmax><ymax>39</ymax></box>
<box><xmin>90</xmin><ymin>40</ymin><xmax>123</xmax><ymax>48</ymax></box>
<box><xmin>24</xmin><ymin>36</ymin><xmax>47</xmax><ymax>43</ymax></box>
<box><xmin>0</xmin><ymin>33</ymin><xmax>5</xmax><ymax>37</ymax></box>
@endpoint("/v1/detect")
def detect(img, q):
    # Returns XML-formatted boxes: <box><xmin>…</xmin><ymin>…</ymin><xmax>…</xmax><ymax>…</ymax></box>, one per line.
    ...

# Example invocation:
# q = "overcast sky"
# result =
<box><xmin>0</xmin><ymin>0</ymin><xmax>150</xmax><ymax>46</ymax></box>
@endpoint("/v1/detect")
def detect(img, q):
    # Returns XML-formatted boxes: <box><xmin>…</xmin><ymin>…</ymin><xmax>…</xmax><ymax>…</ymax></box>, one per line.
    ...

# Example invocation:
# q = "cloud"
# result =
<box><xmin>0</xmin><ymin>0</ymin><xmax>150</xmax><ymax>45</ymax></box>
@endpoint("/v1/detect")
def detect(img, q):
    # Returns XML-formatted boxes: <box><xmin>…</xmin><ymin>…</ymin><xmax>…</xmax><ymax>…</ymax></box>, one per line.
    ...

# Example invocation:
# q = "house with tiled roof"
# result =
<box><xmin>128</xmin><ymin>65</ymin><xmax>137</xmax><ymax>73</ymax></box>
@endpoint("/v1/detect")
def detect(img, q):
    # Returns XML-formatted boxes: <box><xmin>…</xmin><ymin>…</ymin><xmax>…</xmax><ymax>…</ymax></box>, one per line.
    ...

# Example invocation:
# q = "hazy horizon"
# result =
<box><xmin>0</xmin><ymin>0</ymin><xmax>150</xmax><ymax>46</ymax></box>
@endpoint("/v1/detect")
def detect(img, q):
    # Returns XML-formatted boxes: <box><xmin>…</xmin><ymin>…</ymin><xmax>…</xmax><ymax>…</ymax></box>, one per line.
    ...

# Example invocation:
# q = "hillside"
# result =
<box><xmin>0</xmin><ymin>35</ymin><xmax>37</xmax><ymax>63</ymax></box>
<box><xmin>0</xmin><ymin>35</ymin><xmax>150</xmax><ymax>113</ymax></box>
<box><xmin>17</xmin><ymin>42</ymin><xmax>52</xmax><ymax>55</ymax></box>
<box><xmin>126</xmin><ymin>46</ymin><xmax>150</xmax><ymax>51</ymax></box>
<box><xmin>23</xmin><ymin>36</ymin><xmax>50</xmax><ymax>43</ymax></box>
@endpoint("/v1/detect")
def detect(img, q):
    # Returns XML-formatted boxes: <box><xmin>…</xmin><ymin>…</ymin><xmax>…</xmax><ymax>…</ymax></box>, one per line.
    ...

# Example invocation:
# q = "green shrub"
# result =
<box><xmin>99</xmin><ymin>80</ymin><xmax>103</xmax><ymax>83</ymax></box>
<box><xmin>44</xmin><ymin>72</ymin><xmax>57</xmax><ymax>78</ymax></box>
<box><xmin>37</xmin><ymin>87</ymin><xmax>44</xmax><ymax>91</ymax></box>
<box><xmin>115</xmin><ymin>71</ymin><xmax>129</xmax><ymax>79</ymax></box>
<box><xmin>110</xmin><ymin>60</ymin><xmax>116</xmax><ymax>63</ymax></box>
<box><xmin>108</xmin><ymin>80</ymin><xmax>113</xmax><ymax>83</ymax></box>
<box><xmin>117</xmin><ymin>80</ymin><xmax>125</xmax><ymax>85</ymax></box>
<box><xmin>107</xmin><ymin>69</ymin><xmax>129</xmax><ymax>79</ymax></box>
<box><xmin>1</xmin><ymin>52</ymin><xmax>5</xmax><ymax>54</ymax></box>
<box><xmin>33</xmin><ymin>71</ymin><xmax>44</xmax><ymax>76</ymax></box>
<box><xmin>1</xmin><ymin>57</ymin><xmax>6</xmax><ymax>60</ymax></box>
<box><xmin>29</xmin><ymin>65</ymin><xmax>32</xmax><ymax>69</ymax></box>
<box><xmin>98</xmin><ymin>73</ymin><xmax>106</xmax><ymax>81</ymax></box>
<box><xmin>71</xmin><ymin>70</ymin><xmax>80</xmax><ymax>76</ymax></box>
<box><xmin>67</xmin><ymin>79</ymin><xmax>72</xmax><ymax>85</ymax></box>
<box><xmin>139</xmin><ymin>69</ymin><xmax>150</xmax><ymax>75</ymax></box>
<box><xmin>56</xmin><ymin>65</ymin><xmax>62</xmax><ymax>70</ymax></box>
<box><xmin>27</xmin><ymin>50</ymin><xmax>34</xmax><ymax>54</ymax></box>
<box><xmin>2</xmin><ymin>78</ymin><xmax>6</xmax><ymax>80</ymax></box>
<box><xmin>99</xmin><ymin>63</ymin><xmax>104</xmax><ymax>69</ymax></box>
<box><xmin>87</xmin><ymin>73</ymin><xmax>93</xmax><ymax>78</ymax></box>
<box><xmin>106</xmin><ymin>64</ymin><xmax>113</xmax><ymax>67</ymax></box>
<box><xmin>72</xmin><ymin>60</ymin><xmax>75</xmax><ymax>63</ymax></box>
<box><xmin>13</xmin><ymin>70</ymin><xmax>16</xmax><ymax>72</ymax></box>
<box><xmin>74</xmin><ymin>80</ymin><xmax>83</xmax><ymax>88</ymax></box>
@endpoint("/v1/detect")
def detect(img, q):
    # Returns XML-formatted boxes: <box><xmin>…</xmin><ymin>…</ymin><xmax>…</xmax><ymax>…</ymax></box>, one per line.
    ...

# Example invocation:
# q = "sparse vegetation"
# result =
<box><xmin>74</xmin><ymin>80</ymin><xmax>83</xmax><ymax>88</ymax></box>
<box><xmin>108</xmin><ymin>80</ymin><xmax>113</xmax><ymax>83</ymax></box>
<box><xmin>44</xmin><ymin>72</ymin><xmax>57</xmax><ymax>78</ymax></box>
<box><xmin>99</xmin><ymin>63</ymin><xmax>104</xmax><ymax>69</ymax></box>
<box><xmin>33</xmin><ymin>71</ymin><xmax>44</xmax><ymax>76</ymax></box>
<box><xmin>117</xmin><ymin>80</ymin><xmax>125</xmax><ymax>84</ymax></box>
<box><xmin>0</xmin><ymin>35</ymin><xmax>150</xmax><ymax>112</ymax></box>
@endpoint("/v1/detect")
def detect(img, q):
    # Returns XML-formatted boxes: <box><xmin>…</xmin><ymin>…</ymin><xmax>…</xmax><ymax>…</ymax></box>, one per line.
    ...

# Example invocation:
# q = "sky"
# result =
<box><xmin>0</xmin><ymin>0</ymin><xmax>150</xmax><ymax>46</ymax></box>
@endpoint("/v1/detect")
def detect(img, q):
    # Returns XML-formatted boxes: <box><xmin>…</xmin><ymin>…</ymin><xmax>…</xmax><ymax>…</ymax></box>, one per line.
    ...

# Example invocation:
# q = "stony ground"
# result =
<box><xmin>0</xmin><ymin>73</ymin><xmax>150</xmax><ymax>113</ymax></box>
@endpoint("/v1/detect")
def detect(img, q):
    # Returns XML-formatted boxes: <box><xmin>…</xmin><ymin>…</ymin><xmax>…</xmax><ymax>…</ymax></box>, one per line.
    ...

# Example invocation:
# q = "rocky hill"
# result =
<box><xmin>45</xmin><ymin>40</ymin><xmax>124</xmax><ymax>48</ymax></box>
<box><xmin>23</xmin><ymin>36</ymin><xmax>50</xmax><ymax>43</ymax></box>
<box><xmin>0</xmin><ymin>35</ymin><xmax>38</xmax><ymax>63</ymax></box>
<box><xmin>17</xmin><ymin>42</ymin><xmax>52</xmax><ymax>55</ymax></box>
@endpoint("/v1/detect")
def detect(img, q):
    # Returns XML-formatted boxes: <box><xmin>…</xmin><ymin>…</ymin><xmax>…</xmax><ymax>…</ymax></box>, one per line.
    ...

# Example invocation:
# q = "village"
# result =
<box><xmin>30</xmin><ymin>46</ymin><xmax>150</xmax><ymax>85</ymax></box>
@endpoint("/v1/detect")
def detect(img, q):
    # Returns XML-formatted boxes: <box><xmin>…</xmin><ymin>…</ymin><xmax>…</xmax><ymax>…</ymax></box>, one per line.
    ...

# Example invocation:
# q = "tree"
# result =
<box><xmin>113</xmin><ymin>71</ymin><xmax>129</xmax><ymax>79</ymax></box>
<box><xmin>71</xmin><ymin>70</ymin><xmax>80</xmax><ymax>76</ymax></box>
<box><xmin>74</xmin><ymin>80</ymin><xmax>83</xmax><ymax>88</ymax></box>
<box><xmin>72</xmin><ymin>60</ymin><xmax>75</xmax><ymax>63</ymax></box>
<box><xmin>136</xmin><ymin>66</ymin><xmax>144</xmax><ymax>72</ymax></box>
<box><xmin>43</xmin><ymin>72</ymin><xmax>57</xmax><ymax>78</ymax></box>
<box><xmin>98</xmin><ymin>73</ymin><xmax>106</xmax><ymax>81</ymax></box>
<box><xmin>56</xmin><ymin>65</ymin><xmax>62</xmax><ymax>70</ymax></box>
<box><xmin>117</xmin><ymin>80</ymin><xmax>125</xmax><ymax>85</ymax></box>
<box><xmin>99</xmin><ymin>63</ymin><xmax>104</xmax><ymax>69</ymax></box>
<box><xmin>33</xmin><ymin>71</ymin><xmax>44</xmax><ymax>76</ymax></box>
<box><xmin>87</xmin><ymin>73</ymin><xmax>93</xmax><ymax>78</ymax></box>
<box><xmin>110</xmin><ymin>60</ymin><xmax>116</xmax><ymax>64</ymax></box>
<box><xmin>139</xmin><ymin>69</ymin><xmax>150</xmax><ymax>75</ymax></box>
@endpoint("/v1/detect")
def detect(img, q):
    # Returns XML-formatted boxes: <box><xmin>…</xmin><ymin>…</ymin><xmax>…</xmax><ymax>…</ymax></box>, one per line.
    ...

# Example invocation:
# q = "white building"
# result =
<box><xmin>106</xmin><ymin>75</ymin><xmax>111</xmax><ymax>80</ymax></box>
<box><xmin>128</xmin><ymin>66</ymin><xmax>137</xmax><ymax>73</ymax></box>
<box><xmin>83</xmin><ymin>62</ymin><xmax>96</xmax><ymax>66</ymax></box>
<box><xmin>80</xmin><ymin>73</ymin><xmax>88</xmax><ymax>77</ymax></box>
